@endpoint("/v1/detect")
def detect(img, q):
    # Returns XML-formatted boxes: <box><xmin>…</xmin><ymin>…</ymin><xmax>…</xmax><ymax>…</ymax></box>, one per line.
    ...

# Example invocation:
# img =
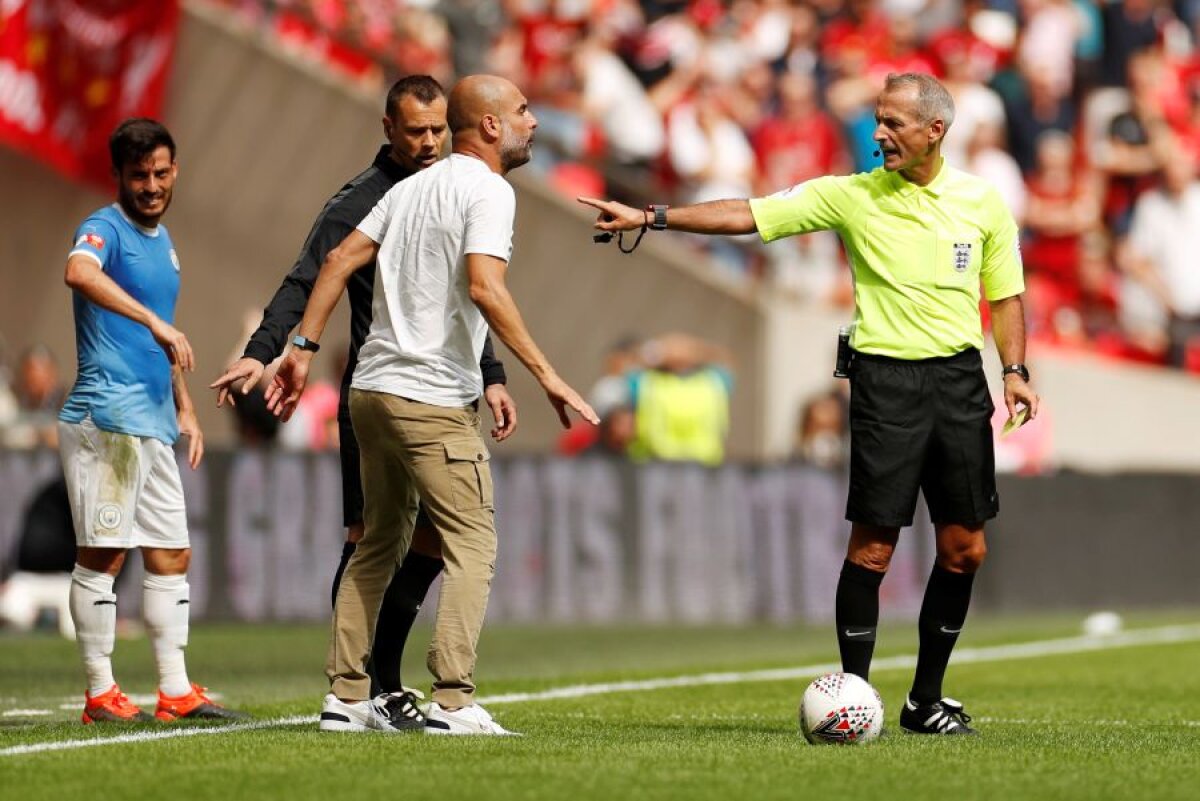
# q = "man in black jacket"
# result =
<box><xmin>210</xmin><ymin>75</ymin><xmax>516</xmax><ymax>730</ymax></box>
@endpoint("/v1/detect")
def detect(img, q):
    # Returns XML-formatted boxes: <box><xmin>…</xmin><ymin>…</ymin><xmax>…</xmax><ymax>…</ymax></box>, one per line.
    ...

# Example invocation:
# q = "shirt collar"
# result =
<box><xmin>112</xmin><ymin>202</ymin><xmax>159</xmax><ymax>236</ymax></box>
<box><xmin>888</xmin><ymin>157</ymin><xmax>950</xmax><ymax>198</ymax></box>
<box><xmin>373</xmin><ymin>145</ymin><xmax>415</xmax><ymax>182</ymax></box>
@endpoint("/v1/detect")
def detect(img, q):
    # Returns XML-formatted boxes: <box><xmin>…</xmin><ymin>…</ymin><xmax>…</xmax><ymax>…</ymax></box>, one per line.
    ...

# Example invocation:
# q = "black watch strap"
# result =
<box><xmin>291</xmin><ymin>334</ymin><xmax>320</xmax><ymax>353</ymax></box>
<box><xmin>647</xmin><ymin>204</ymin><xmax>669</xmax><ymax>230</ymax></box>
<box><xmin>1001</xmin><ymin>363</ymin><xmax>1029</xmax><ymax>382</ymax></box>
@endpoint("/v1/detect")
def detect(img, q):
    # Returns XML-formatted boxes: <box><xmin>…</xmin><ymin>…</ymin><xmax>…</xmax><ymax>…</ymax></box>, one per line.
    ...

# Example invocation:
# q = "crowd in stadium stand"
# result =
<box><xmin>208</xmin><ymin>0</ymin><xmax>1200</xmax><ymax>371</ymax></box>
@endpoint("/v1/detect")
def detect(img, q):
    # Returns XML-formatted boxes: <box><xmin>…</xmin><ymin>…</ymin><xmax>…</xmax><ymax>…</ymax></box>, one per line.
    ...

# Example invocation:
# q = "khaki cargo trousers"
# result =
<box><xmin>326</xmin><ymin>388</ymin><xmax>495</xmax><ymax>709</ymax></box>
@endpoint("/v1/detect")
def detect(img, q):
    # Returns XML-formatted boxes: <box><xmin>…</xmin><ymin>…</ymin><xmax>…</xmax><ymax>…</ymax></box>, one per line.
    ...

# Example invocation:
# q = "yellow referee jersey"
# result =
<box><xmin>749</xmin><ymin>160</ymin><xmax>1025</xmax><ymax>359</ymax></box>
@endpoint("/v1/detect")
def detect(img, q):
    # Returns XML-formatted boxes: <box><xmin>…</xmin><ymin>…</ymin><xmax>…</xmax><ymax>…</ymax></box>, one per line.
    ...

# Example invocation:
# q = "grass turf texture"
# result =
<box><xmin>2</xmin><ymin>611</ymin><xmax>1198</xmax><ymax>801</ymax></box>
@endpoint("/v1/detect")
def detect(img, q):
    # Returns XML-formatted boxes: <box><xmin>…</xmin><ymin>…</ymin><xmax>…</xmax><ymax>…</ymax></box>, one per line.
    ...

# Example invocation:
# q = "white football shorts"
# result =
<box><xmin>57</xmin><ymin>418</ymin><xmax>189</xmax><ymax>549</ymax></box>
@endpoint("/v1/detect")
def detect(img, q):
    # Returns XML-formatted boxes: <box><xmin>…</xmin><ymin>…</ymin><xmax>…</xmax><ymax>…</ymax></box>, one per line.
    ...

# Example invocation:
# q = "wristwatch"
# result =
<box><xmin>1001</xmin><ymin>363</ymin><xmax>1030</xmax><ymax>382</ymax></box>
<box><xmin>647</xmin><ymin>204</ymin><xmax>669</xmax><ymax>230</ymax></box>
<box><xmin>291</xmin><ymin>334</ymin><xmax>320</xmax><ymax>353</ymax></box>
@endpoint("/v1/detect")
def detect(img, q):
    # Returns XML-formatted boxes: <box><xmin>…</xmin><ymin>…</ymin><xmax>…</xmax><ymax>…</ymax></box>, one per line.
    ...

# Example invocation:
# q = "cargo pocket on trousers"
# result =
<box><xmin>444</xmin><ymin>439</ymin><xmax>493</xmax><ymax>511</ymax></box>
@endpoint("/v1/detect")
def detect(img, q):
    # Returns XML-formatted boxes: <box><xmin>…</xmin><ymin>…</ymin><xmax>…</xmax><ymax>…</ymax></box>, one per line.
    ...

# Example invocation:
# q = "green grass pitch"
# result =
<box><xmin>2</xmin><ymin>611</ymin><xmax>1198</xmax><ymax>801</ymax></box>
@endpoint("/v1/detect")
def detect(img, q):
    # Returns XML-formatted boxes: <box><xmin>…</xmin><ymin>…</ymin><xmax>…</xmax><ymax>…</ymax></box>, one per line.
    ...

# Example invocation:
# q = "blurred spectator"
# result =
<box><xmin>940</xmin><ymin>38</ymin><xmax>1007</xmax><ymax>168</ymax></box>
<box><xmin>751</xmin><ymin>70</ymin><xmax>851</xmax><ymax>299</ymax></box>
<box><xmin>965</xmin><ymin>119</ymin><xmax>1027</xmax><ymax>223</ymax></box>
<box><xmin>926</xmin><ymin>0</ymin><xmax>1009</xmax><ymax>85</ymax></box>
<box><xmin>1022</xmin><ymin>131</ymin><xmax>1102</xmax><ymax>337</ymax></box>
<box><xmin>1120</xmin><ymin>144</ymin><xmax>1200</xmax><ymax>367</ymax></box>
<box><xmin>792</xmin><ymin>387</ymin><xmax>848</xmax><ymax>470</ymax></box>
<box><xmin>1099</xmin><ymin>0</ymin><xmax>1169</xmax><ymax>88</ymax></box>
<box><xmin>1093</xmin><ymin>107</ymin><xmax>1161</xmax><ymax>236</ymax></box>
<box><xmin>752</xmin><ymin>71</ymin><xmax>848</xmax><ymax>194</ymax></box>
<box><xmin>1016</xmin><ymin>0</ymin><xmax>1084</xmax><ymax>99</ymax></box>
<box><xmin>559</xmin><ymin>335</ymin><xmax>643</xmax><ymax>456</ymax></box>
<box><xmin>584</xmin><ymin>404</ymin><xmax>638</xmax><ymax>457</ymax></box>
<box><xmin>627</xmin><ymin>333</ymin><xmax>734</xmax><ymax>466</ymax></box>
<box><xmin>589</xmin><ymin>335</ymin><xmax>643</xmax><ymax>415</ymax></box>
<box><xmin>1004</xmin><ymin>60</ymin><xmax>1077</xmax><ymax>173</ymax></box>
<box><xmin>2</xmin><ymin>345</ymin><xmax>65</xmax><ymax>450</ymax></box>
<box><xmin>0</xmin><ymin>476</ymin><xmax>76</xmax><ymax>637</ymax></box>
<box><xmin>667</xmin><ymin>76</ymin><xmax>756</xmax><ymax>205</ymax></box>
<box><xmin>666</xmin><ymin>75</ymin><xmax>758</xmax><ymax>274</ymax></box>
<box><xmin>1070</xmin><ymin>230</ymin><xmax>1124</xmax><ymax>350</ymax></box>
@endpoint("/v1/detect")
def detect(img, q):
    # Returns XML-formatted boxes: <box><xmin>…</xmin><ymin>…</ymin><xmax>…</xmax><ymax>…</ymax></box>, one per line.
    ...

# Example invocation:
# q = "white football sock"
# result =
<box><xmin>69</xmin><ymin>565</ymin><xmax>117</xmax><ymax>697</ymax></box>
<box><xmin>143</xmin><ymin>572</ymin><xmax>192</xmax><ymax>697</ymax></box>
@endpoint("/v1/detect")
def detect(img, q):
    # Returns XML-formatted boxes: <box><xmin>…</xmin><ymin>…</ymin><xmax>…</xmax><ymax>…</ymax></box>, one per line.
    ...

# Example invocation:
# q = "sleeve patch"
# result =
<box><xmin>76</xmin><ymin>233</ymin><xmax>106</xmax><ymax>250</ymax></box>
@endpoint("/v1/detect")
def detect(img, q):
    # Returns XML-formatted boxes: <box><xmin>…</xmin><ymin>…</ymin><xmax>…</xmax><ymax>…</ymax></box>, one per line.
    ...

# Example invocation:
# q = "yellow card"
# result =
<box><xmin>1001</xmin><ymin>407</ymin><xmax>1030</xmax><ymax>439</ymax></box>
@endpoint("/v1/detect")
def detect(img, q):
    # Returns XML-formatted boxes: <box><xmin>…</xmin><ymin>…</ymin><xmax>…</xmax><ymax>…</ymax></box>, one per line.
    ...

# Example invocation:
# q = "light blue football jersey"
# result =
<box><xmin>59</xmin><ymin>203</ymin><xmax>181</xmax><ymax>444</ymax></box>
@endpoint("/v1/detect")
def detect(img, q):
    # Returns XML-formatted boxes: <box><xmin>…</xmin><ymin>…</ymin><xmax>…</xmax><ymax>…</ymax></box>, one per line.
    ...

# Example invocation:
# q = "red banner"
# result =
<box><xmin>0</xmin><ymin>0</ymin><xmax>180</xmax><ymax>188</ymax></box>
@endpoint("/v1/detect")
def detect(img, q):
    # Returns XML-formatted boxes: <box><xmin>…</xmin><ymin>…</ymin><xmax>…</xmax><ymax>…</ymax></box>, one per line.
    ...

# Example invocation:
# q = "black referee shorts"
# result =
<box><xmin>845</xmin><ymin>348</ymin><xmax>998</xmax><ymax>528</ymax></box>
<box><xmin>337</xmin><ymin>401</ymin><xmax>432</xmax><ymax>531</ymax></box>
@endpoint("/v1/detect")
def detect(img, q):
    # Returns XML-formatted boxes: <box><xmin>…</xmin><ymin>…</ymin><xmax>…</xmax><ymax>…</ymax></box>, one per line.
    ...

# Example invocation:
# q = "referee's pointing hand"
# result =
<box><xmin>578</xmin><ymin>197</ymin><xmax>646</xmax><ymax>234</ymax></box>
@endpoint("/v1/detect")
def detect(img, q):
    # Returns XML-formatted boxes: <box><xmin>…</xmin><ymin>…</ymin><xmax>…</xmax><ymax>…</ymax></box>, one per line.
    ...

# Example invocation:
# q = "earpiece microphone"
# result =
<box><xmin>873</xmin><ymin>149</ymin><xmax>881</xmax><ymax>157</ymax></box>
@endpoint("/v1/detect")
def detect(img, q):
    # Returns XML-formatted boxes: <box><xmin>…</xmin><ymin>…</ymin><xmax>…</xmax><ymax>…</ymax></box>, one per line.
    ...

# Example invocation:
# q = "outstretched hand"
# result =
<box><xmin>577</xmin><ymin>197</ymin><xmax>647</xmax><ymax>235</ymax></box>
<box><xmin>210</xmin><ymin>357</ymin><xmax>266</xmax><ymax>408</ymax></box>
<box><xmin>264</xmin><ymin>351</ymin><xmax>312</xmax><ymax>422</ymax></box>
<box><xmin>541</xmin><ymin>374</ymin><xmax>599</xmax><ymax>429</ymax></box>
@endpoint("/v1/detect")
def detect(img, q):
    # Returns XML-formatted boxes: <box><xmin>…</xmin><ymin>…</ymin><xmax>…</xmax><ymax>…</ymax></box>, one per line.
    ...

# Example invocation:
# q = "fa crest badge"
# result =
<box><xmin>953</xmin><ymin>242</ymin><xmax>972</xmax><ymax>273</ymax></box>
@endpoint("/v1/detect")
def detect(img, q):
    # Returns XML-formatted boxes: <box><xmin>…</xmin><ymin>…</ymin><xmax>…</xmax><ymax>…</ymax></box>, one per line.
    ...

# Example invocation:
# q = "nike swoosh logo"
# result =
<box><xmin>176</xmin><ymin>600</ymin><xmax>189</xmax><ymax>605</ymax></box>
<box><xmin>843</xmin><ymin>630</ymin><xmax>873</xmax><ymax>638</ymax></box>
<box><xmin>93</xmin><ymin>600</ymin><xmax>117</xmax><ymax>606</ymax></box>
<box><xmin>939</xmin><ymin>626</ymin><xmax>963</xmax><ymax>634</ymax></box>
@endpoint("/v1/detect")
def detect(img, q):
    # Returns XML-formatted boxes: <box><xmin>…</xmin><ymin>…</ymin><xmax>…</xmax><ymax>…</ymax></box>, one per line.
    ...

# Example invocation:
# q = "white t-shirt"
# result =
<box><xmin>352</xmin><ymin>154</ymin><xmax>515</xmax><ymax>406</ymax></box>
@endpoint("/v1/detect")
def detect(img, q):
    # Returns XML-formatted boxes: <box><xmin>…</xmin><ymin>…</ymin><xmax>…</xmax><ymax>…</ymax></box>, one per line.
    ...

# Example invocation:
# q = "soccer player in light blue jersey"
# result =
<box><xmin>58</xmin><ymin>118</ymin><xmax>246</xmax><ymax>724</ymax></box>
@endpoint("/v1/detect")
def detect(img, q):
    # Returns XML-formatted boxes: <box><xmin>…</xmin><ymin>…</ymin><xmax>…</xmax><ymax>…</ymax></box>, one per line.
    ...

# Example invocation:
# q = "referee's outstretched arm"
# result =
<box><xmin>577</xmin><ymin>197</ymin><xmax>757</xmax><ymax>237</ymax></box>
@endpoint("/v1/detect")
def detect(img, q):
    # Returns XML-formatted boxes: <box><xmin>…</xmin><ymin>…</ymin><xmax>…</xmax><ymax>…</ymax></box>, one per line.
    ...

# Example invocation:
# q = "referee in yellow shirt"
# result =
<box><xmin>580</xmin><ymin>72</ymin><xmax>1039</xmax><ymax>736</ymax></box>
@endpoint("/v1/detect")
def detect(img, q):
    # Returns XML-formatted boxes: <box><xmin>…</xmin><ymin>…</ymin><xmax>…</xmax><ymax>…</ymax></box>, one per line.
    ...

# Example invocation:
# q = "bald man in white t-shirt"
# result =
<box><xmin>266</xmin><ymin>75</ymin><xmax>598</xmax><ymax>736</ymax></box>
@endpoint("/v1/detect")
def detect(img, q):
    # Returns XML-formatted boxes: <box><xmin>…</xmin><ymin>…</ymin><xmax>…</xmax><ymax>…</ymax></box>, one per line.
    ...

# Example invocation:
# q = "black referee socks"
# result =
<box><xmin>835</xmin><ymin>560</ymin><xmax>886</xmax><ymax>681</ymax></box>
<box><xmin>910</xmin><ymin>564</ymin><xmax>976</xmax><ymax>706</ymax></box>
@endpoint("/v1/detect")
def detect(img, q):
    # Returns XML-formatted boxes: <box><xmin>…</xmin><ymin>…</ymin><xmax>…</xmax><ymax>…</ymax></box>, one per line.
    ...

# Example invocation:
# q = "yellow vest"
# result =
<box><xmin>629</xmin><ymin>369</ymin><xmax>730</xmax><ymax>466</ymax></box>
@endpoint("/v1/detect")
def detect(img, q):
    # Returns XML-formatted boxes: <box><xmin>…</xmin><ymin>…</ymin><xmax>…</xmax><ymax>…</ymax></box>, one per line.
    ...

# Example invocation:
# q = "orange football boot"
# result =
<box><xmin>82</xmin><ymin>684</ymin><xmax>153</xmax><ymax>724</ymax></box>
<box><xmin>155</xmin><ymin>683</ymin><xmax>250</xmax><ymax>721</ymax></box>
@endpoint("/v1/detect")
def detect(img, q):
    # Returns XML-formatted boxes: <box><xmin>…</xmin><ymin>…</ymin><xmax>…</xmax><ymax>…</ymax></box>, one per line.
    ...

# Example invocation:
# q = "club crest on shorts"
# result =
<box><xmin>952</xmin><ymin>242</ymin><xmax>973</xmax><ymax>273</ymax></box>
<box><xmin>96</xmin><ymin>503</ymin><xmax>123</xmax><ymax>531</ymax></box>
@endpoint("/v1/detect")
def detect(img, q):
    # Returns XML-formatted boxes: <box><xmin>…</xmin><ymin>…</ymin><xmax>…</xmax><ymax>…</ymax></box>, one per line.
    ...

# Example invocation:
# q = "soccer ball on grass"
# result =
<box><xmin>798</xmin><ymin>672</ymin><xmax>884</xmax><ymax>745</ymax></box>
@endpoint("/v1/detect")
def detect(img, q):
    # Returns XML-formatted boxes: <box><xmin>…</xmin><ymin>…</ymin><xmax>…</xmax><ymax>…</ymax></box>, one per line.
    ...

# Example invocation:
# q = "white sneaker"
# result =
<box><xmin>319</xmin><ymin>693</ymin><xmax>377</xmax><ymax>732</ymax></box>
<box><xmin>424</xmin><ymin>702</ymin><xmax>521</xmax><ymax>736</ymax></box>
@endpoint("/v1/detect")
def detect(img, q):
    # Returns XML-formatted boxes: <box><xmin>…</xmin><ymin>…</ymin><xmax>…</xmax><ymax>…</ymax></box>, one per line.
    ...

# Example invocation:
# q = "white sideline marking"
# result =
<box><xmin>2</xmin><ymin>710</ymin><xmax>51</xmax><ymax>717</ymax></box>
<box><xmin>976</xmin><ymin>717</ymin><xmax>1200</xmax><ymax>728</ymax></box>
<box><xmin>478</xmin><ymin>623</ymin><xmax>1200</xmax><ymax>705</ymax></box>
<box><xmin>3</xmin><ymin>623</ymin><xmax>1198</xmax><ymax>757</ymax></box>
<box><xmin>0</xmin><ymin>715</ymin><xmax>313</xmax><ymax>756</ymax></box>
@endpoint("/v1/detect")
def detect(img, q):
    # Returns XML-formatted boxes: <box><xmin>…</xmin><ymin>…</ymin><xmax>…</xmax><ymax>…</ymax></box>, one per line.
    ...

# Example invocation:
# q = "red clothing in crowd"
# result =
<box><xmin>753</xmin><ymin>110</ymin><xmax>844</xmax><ymax>190</ymax></box>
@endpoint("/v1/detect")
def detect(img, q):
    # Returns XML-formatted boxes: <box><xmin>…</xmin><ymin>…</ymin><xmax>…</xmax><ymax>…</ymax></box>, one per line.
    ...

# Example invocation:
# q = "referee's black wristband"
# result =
<box><xmin>647</xmin><ymin>204</ymin><xmax>669</xmax><ymax>230</ymax></box>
